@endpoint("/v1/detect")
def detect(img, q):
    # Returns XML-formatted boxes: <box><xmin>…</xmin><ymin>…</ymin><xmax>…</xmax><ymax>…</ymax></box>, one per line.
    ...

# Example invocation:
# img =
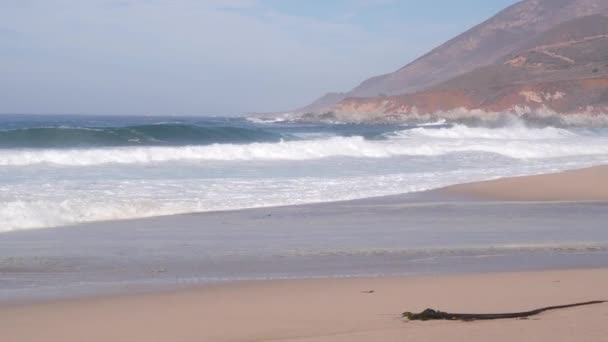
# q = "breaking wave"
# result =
<box><xmin>2</xmin><ymin>120</ymin><xmax>608</xmax><ymax>231</ymax></box>
<box><xmin>1</xmin><ymin>125</ymin><xmax>608</xmax><ymax>166</ymax></box>
<box><xmin>392</xmin><ymin>124</ymin><xmax>576</xmax><ymax>140</ymax></box>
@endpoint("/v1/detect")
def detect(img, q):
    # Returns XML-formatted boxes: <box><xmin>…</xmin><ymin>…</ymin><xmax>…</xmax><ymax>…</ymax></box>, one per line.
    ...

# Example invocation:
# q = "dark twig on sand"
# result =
<box><xmin>402</xmin><ymin>301</ymin><xmax>606</xmax><ymax>321</ymax></box>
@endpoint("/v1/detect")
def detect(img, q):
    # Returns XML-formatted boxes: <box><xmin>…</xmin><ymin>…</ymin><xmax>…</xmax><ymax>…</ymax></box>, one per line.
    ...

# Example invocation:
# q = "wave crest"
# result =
<box><xmin>395</xmin><ymin>124</ymin><xmax>575</xmax><ymax>140</ymax></box>
<box><xmin>0</xmin><ymin>124</ymin><xmax>281</xmax><ymax>148</ymax></box>
<box><xmin>1</xmin><ymin>127</ymin><xmax>608</xmax><ymax>166</ymax></box>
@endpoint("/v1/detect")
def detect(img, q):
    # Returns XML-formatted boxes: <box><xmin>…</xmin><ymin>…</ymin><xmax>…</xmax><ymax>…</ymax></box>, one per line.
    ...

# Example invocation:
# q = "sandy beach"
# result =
<box><xmin>1</xmin><ymin>269</ymin><xmax>607</xmax><ymax>342</ymax></box>
<box><xmin>1</xmin><ymin>166</ymin><xmax>608</xmax><ymax>341</ymax></box>
<box><xmin>442</xmin><ymin>165</ymin><xmax>608</xmax><ymax>201</ymax></box>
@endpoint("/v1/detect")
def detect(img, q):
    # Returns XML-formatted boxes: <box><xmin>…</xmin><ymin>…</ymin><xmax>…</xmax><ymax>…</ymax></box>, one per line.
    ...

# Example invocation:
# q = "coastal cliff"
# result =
<box><xmin>273</xmin><ymin>0</ymin><xmax>608</xmax><ymax>125</ymax></box>
<box><xmin>329</xmin><ymin>14</ymin><xmax>608</xmax><ymax>124</ymax></box>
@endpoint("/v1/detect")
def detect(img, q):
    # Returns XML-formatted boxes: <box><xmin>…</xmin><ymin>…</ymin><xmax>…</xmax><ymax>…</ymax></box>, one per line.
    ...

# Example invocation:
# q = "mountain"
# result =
<box><xmin>292</xmin><ymin>0</ymin><xmax>608</xmax><ymax>120</ymax></box>
<box><xmin>328</xmin><ymin>14</ymin><xmax>608</xmax><ymax>125</ymax></box>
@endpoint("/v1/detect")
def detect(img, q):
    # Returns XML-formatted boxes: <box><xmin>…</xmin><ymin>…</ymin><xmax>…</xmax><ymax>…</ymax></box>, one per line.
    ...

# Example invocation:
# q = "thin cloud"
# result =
<box><xmin>0</xmin><ymin>0</ymin><xmax>517</xmax><ymax>115</ymax></box>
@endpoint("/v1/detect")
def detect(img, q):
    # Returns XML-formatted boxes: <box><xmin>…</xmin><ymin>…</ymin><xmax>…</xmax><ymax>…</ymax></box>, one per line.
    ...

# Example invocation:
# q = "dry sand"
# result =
<box><xmin>442</xmin><ymin>165</ymin><xmax>608</xmax><ymax>201</ymax></box>
<box><xmin>1</xmin><ymin>269</ymin><xmax>607</xmax><ymax>342</ymax></box>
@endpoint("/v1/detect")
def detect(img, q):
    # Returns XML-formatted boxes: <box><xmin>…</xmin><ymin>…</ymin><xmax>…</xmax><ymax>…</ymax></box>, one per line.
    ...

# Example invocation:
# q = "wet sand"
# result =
<box><xmin>1</xmin><ymin>269</ymin><xmax>607</xmax><ymax>342</ymax></box>
<box><xmin>2</xmin><ymin>194</ymin><xmax>608</xmax><ymax>303</ymax></box>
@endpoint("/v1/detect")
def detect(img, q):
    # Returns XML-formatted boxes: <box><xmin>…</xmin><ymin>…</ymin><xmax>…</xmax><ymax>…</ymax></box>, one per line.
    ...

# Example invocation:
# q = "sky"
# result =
<box><xmin>0</xmin><ymin>0</ymin><xmax>517</xmax><ymax>116</ymax></box>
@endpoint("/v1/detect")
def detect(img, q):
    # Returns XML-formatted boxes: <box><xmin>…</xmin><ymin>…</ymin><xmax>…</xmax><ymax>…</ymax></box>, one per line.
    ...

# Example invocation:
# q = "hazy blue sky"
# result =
<box><xmin>0</xmin><ymin>0</ymin><xmax>517</xmax><ymax>116</ymax></box>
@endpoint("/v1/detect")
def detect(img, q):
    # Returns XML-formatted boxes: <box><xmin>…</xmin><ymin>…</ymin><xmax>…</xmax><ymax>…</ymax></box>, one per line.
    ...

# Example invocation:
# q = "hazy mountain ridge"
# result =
<box><xmin>285</xmin><ymin>0</ymin><xmax>608</xmax><ymax>124</ymax></box>
<box><xmin>328</xmin><ymin>14</ymin><xmax>608</xmax><ymax>124</ymax></box>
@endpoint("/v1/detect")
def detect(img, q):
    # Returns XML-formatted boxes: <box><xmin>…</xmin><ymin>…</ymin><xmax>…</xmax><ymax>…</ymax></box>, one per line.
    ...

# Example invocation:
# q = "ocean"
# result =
<box><xmin>2</xmin><ymin>114</ymin><xmax>608</xmax><ymax>232</ymax></box>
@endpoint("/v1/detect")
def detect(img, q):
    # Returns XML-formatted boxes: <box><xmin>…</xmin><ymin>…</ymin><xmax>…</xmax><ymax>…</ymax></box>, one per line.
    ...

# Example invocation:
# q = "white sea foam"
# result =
<box><xmin>0</xmin><ymin>126</ymin><xmax>607</xmax><ymax>166</ymax></box>
<box><xmin>416</xmin><ymin>119</ymin><xmax>447</xmax><ymax>127</ymax></box>
<box><xmin>2</xmin><ymin>124</ymin><xmax>608</xmax><ymax>232</ymax></box>
<box><xmin>246</xmin><ymin>117</ymin><xmax>290</xmax><ymax>124</ymax></box>
<box><xmin>2</xmin><ymin>159</ymin><xmax>607</xmax><ymax>232</ymax></box>
<box><xmin>0</xmin><ymin>174</ymin><xmax>443</xmax><ymax>231</ymax></box>
<box><xmin>396</xmin><ymin>124</ymin><xmax>575</xmax><ymax>140</ymax></box>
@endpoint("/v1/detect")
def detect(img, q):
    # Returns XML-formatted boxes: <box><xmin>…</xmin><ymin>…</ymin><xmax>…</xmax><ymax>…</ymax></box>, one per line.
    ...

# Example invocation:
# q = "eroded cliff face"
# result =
<box><xmin>331</xmin><ymin>77</ymin><xmax>608</xmax><ymax>124</ymax></box>
<box><xmin>324</xmin><ymin>14</ymin><xmax>608</xmax><ymax>126</ymax></box>
<box><xmin>296</xmin><ymin>0</ymin><xmax>608</xmax><ymax>116</ymax></box>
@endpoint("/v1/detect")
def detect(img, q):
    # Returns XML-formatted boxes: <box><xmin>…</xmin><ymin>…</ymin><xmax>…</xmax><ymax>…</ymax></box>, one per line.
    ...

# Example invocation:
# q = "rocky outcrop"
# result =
<box><xmin>330</xmin><ymin>77</ymin><xmax>608</xmax><ymax>125</ymax></box>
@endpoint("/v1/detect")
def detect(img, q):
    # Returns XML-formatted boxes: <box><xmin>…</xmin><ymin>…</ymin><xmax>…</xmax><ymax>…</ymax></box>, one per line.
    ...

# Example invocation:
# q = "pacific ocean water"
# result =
<box><xmin>2</xmin><ymin>114</ymin><xmax>608</xmax><ymax>232</ymax></box>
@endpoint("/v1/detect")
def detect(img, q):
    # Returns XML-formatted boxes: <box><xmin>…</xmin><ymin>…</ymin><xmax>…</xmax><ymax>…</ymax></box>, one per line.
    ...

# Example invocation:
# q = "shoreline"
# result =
<box><xmin>3</xmin><ymin>260</ymin><xmax>606</xmax><ymax>308</ymax></box>
<box><xmin>2</xmin><ymin>165</ymin><xmax>608</xmax><ymax>304</ymax></box>
<box><xmin>2</xmin><ymin>268</ymin><xmax>607</xmax><ymax>341</ymax></box>
<box><xmin>2</xmin><ymin>165</ymin><xmax>608</xmax><ymax>341</ymax></box>
<box><xmin>2</xmin><ymin>200</ymin><xmax>607</xmax><ymax>304</ymax></box>
<box><xmin>0</xmin><ymin>166</ymin><xmax>608</xmax><ymax>342</ymax></box>
<box><xmin>2</xmin><ymin>164</ymin><xmax>607</xmax><ymax>234</ymax></box>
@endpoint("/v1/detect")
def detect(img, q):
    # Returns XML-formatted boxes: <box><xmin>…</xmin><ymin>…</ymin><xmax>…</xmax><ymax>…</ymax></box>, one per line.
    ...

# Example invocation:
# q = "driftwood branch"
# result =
<box><xmin>403</xmin><ymin>301</ymin><xmax>606</xmax><ymax>321</ymax></box>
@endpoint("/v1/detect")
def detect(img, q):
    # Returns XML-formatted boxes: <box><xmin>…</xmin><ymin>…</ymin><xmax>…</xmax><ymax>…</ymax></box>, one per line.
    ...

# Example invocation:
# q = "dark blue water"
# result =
<box><xmin>0</xmin><ymin>114</ymin><xmax>414</xmax><ymax>148</ymax></box>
